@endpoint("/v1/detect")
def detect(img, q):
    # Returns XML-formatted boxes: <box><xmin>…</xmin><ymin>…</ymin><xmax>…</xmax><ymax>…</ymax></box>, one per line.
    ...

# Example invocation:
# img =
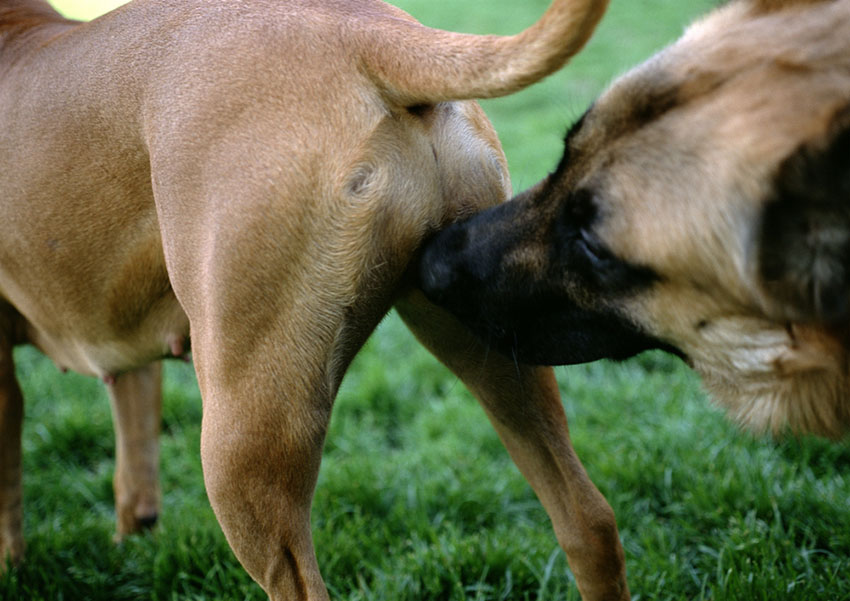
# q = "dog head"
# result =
<box><xmin>419</xmin><ymin>0</ymin><xmax>850</xmax><ymax>438</ymax></box>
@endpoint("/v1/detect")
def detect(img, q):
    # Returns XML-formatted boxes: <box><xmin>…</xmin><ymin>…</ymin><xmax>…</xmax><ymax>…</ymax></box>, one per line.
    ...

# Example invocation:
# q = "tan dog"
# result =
<box><xmin>420</xmin><ymin>0</ymin><xmax>850</xmax><ymax>439</ymax></box>
<box><xmin>0</xmin><ymin>1</ymin><xmax>637</xmax><ymax>600</ymax></box>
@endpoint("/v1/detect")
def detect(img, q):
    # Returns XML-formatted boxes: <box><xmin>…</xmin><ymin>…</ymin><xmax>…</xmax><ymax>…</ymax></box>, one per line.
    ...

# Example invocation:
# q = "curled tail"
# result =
<box><xmin>358</xmin><ymin>0</ymin><xmax>609</xmax><ymax>106</ymax></box>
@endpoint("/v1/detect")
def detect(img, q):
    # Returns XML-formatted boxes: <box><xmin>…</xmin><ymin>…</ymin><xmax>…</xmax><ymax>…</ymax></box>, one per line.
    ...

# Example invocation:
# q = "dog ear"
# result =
<box><xmin>759</xmin><ymin>105</ymin><xmax>850</xmax><ymax>322</ymax></box>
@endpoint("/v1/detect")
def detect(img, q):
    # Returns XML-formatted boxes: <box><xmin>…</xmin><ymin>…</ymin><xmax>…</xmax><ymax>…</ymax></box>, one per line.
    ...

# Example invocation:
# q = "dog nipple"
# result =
<box><xmin>168</xmin><ymin>335</ymin><xmax>192</xmax><ymax>362</ymax></box>
<box><xmin>169</xmin><ymin>336</ymin><xmax>184</xmax><ymax>357</ymax></box>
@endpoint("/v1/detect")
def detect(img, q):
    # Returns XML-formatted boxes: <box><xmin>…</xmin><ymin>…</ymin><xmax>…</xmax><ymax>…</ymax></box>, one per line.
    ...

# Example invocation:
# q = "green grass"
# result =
<box><xmin>3</xmin><ymin>1</ymin><xmax>849</xmax><ymax>600</ymax></box>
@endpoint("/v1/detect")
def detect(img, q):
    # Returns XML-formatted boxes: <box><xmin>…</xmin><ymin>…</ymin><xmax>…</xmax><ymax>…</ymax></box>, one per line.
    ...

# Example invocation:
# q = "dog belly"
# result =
<box><xmin>19</xmin><ymin>294</ymin><xmax>190</xmax><ymax>380</ymax></box>
<box><xmin>0</xmin><ymin>225</ymin><xmax>189</xmax><ymax>379</ymax></box>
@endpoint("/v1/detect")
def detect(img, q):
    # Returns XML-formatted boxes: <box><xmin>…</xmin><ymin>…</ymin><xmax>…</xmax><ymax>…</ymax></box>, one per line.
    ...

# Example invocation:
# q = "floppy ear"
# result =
<box><xmin>759</xmin><ymin>105</ymin><xmax>850</xmax><ymax>322</ymax></box>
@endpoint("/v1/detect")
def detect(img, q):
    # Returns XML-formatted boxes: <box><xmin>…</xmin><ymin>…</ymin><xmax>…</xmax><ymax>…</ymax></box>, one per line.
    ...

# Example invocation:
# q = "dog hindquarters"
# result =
<box><xmin>191</xmin><ymin>314</ymin><xmax>338</xmax><ymax>600</ymax></box>
<box><xmin>396</xmin><ymin>292</ymin><xmax>630</xmax><ymax>601</ymax></box>
<box><xmin>198</xmin><ymin>373</ymin><xmax>330</xmax><ymax>600</ymax></box>
<box><xmin>0</xmin><ymin>314</ymin><xmax>24</xmax><ymax>570</ymax></box>
<box><xmin>106</xmin><ymin>363</ymin><xmax>163</xmax><ymax>539</ymax></box>
<box><xmin>164</xmin><ymin>207</ymin><xmax>354</xmax><ymax>599</ymax></box>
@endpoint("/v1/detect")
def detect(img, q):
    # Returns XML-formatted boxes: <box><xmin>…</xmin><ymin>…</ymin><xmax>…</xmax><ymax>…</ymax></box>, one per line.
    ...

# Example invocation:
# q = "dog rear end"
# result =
<box><xmin>1</xmin><ymin>2</ymin><xmax>634</xmax><ymax>601</ymax></box>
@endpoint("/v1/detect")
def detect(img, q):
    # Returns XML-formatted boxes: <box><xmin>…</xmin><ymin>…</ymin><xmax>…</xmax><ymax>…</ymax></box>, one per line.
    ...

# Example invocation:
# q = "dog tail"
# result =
<box><xmin>359</xmin><ymin>0</ymin><xmax>609</xmax><ymax>106</ymax></box>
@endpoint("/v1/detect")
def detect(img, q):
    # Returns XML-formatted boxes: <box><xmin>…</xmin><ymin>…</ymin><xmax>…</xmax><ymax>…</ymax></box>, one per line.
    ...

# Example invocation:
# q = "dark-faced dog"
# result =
<box><xmin>0</xmin><ymin>1</ymin><xmax>642</xmax><ymax>600</ymax></box>
<box><xmin>421</xmin><ymin>0</ymin><xmax>850</xmax><ymax>439</ymax></box>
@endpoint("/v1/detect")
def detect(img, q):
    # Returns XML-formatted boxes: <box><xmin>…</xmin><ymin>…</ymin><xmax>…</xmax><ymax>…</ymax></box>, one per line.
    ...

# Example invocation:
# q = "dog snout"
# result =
<box><xmin>418</xmin><ymin>222</ymin><xmax>474</xmax><ymax>304</ymax></box>
<box><xmin>418</xmin><ymin>201</ymin><xmax>529</xmax><ymax>316</ymax></box>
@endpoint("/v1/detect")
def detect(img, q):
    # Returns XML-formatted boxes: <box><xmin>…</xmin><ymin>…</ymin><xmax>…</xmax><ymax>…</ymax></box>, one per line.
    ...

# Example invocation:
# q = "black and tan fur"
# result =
<box><xmin>420</xmin><ymin>0</ymin><xmax>850</xmax><ymax>438</ymax></box>
<box><xmin>0</xmin><ymin>1</ymin><xmax>642</xmax><ymax>601</ymax></box>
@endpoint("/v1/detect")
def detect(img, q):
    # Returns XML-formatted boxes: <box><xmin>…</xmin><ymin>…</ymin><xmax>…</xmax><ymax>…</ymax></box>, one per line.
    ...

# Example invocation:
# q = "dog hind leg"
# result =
<box><xmin>192</xmin><ymin>328</ymin><xmax>335</xmax><ymax>601</ymax></box>
<box><xmin>106</xmin><ymin>363</ymin><xmax>163</xmax><ymax>539</ymax></box>
<box><xmin>0</xmin><ymin>315</ymin><xmax>24</xmax><ymax>570</ymax></box>
<box><xmin>396</xmin><ymin>291</ymin><xmax>630</xmax><ymax>601</ymax></box>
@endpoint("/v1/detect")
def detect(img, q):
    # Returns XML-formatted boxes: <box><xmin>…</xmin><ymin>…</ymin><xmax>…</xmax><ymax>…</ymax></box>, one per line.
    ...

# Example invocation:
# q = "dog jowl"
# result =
<box><xmin>2</xmin><ymin>0</ymin><xmax>645</xmax><ymax>600</ymax></box>
<box><xmin>420</xmin><ymin>0</ymin><xmax>850</xmax><ymax>438</ymax></box>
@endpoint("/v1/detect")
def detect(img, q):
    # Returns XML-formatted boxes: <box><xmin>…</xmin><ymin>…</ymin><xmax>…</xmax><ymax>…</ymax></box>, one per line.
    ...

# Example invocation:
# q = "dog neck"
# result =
<box><xmin>0</xmin><ymin>0</ymin><xmax>72</xmax><ymax>57</ymax></box>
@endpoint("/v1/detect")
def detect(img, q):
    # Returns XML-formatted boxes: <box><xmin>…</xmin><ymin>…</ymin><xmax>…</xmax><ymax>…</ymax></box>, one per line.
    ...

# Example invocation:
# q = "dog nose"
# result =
<box><xmin>418</xmin><ymin>224</ymin><xmax>469</xmax><ymax>303</ymax></box>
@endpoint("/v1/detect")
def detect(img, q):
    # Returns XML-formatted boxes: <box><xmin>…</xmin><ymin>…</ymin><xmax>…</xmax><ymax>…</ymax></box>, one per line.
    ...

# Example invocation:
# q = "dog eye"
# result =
<box><xmin>576</xmin><ymin>228</ymin><xmax>608</xmax><ymax>265</ymax></box>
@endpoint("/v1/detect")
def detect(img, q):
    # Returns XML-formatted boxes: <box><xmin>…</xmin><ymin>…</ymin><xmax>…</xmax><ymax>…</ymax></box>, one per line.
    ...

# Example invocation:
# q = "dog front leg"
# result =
<box><xmin>106</xmin><ymin>363</ymin><xmax>162</xmax><ymax>540</ymax></box>
<box><xmin>0</xmin><ymin>332</ymin><xmax>24</xmax><ymax>570</ymax></box>
<box><xmin>396</xmin><ymin>291</ymin><xmax>630</xmax><ymax>601</ymax></box>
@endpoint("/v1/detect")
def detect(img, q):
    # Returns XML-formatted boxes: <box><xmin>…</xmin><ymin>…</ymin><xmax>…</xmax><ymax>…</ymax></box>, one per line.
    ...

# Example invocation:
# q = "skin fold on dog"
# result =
<box><xmin>0</xmin><ymin>0</ymin><xmax>639</xmax><ymax>600</ymax></box>
<box><xmin>420</xmin><ymin>0</ymin><xmax>850</xmax><ymax>440</ymax></box>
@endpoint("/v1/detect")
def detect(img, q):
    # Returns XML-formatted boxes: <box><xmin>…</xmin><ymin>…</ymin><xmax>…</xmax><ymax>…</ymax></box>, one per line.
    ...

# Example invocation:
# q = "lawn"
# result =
<box><xmin>3</xmin><ymin>1</ymin><xmax>849</xmax><ymax>600</ymax></box>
